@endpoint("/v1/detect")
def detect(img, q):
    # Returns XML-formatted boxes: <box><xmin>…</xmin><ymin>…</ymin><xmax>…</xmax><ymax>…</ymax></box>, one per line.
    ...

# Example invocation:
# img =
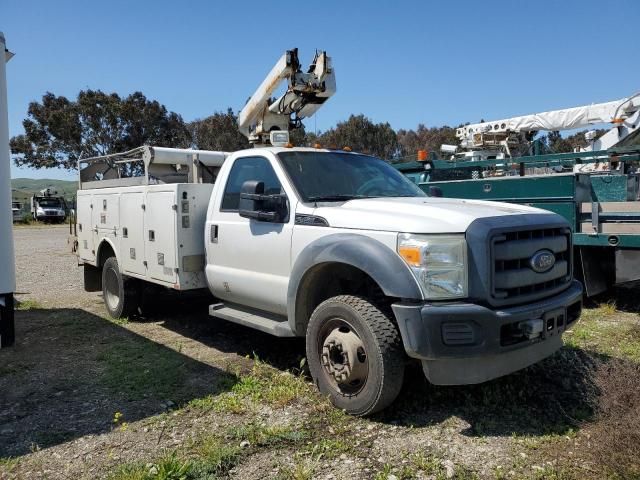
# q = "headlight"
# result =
<box><xmin>397</xmin><ymin>233</ymin><xmax>468</xmax><ymax>299</ymax></box>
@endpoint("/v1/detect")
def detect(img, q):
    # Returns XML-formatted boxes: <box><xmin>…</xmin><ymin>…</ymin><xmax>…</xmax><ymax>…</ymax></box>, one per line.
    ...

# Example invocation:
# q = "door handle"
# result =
<box><xmin>210</xmin><ymin>224</ymin><xmax>218</xmax><ymax>243</ymax></box>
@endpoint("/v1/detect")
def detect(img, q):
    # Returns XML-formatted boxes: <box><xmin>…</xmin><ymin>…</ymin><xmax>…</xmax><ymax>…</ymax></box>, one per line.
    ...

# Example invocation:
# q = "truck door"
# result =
<box><xmin>207</xmin><ymin>156</ymin><xmax>293</xmax><ymax>316</ymax></box>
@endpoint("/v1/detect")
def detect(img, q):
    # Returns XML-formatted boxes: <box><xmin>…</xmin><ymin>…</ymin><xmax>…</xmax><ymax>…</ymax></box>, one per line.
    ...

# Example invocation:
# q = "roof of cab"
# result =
<box><xmin>239</xmin><ymin>146</ymin><xmax>363</xmax><ymax>156</ymax></box>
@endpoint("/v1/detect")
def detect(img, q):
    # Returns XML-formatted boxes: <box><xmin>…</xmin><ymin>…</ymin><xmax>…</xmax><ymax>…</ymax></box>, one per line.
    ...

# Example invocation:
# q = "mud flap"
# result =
<box><xmin>578</xmin><ymin>247</ymin><xmax>613</xmax><ymax>297</ymax></box>
<box><xmin>83</xmin><ymin>264</ymin><xmax>102</xmax><ymax>292</ymax></box>
<box><xmin>615</xmin><ymin>249</ymin><xmax>640</xmax><ymax>285</ymax></box>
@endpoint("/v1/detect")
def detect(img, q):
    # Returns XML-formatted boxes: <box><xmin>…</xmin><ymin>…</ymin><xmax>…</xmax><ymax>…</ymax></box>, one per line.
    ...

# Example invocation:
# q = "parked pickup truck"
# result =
<box><xmin>75</xmin><ymin>144</ymin><xmax>582</xmax><ymax>415</ymax></box>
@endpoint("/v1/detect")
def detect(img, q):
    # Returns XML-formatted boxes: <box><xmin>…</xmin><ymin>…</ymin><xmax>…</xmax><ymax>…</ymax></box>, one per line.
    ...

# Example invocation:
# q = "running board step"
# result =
<box><xmin>209</xmin><ymin>303</ymin><xmax>295</xmax><ymax>337</ymax></box>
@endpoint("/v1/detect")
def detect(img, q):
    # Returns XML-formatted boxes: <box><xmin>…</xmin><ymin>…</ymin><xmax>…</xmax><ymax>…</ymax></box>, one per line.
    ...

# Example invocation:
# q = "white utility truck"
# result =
<box><xmin>74</xmin><ymin>49</ymin><xmax>583</xmax><ymax>415</ymax></box>
<box><xmin>31</xmin><ymin>187</ymin><xmax>67</xmax><ymax>223</ymax></box>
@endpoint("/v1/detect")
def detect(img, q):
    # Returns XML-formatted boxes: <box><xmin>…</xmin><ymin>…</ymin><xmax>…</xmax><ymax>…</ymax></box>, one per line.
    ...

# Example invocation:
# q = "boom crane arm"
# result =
<box><xmin>238</xmin><ymin>48</ymin><xmax>336</xmax><ymax>145</ymax></box>
<box><xmin>456</xmin><ymin>92</ymin><xmax>640</xmax><ymax>152</ymax></box>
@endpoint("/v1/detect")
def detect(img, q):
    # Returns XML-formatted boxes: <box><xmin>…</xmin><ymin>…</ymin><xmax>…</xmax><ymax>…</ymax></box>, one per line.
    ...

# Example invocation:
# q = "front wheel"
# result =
<box><xmin>102</xmin><ymin>256</ymin><xmax>140</xmax><ymax>319</ymax></box>
<box><xmin>306</xmin><ymin>295</ymin><xmax>405</xmax><ymax>416</ymax></box>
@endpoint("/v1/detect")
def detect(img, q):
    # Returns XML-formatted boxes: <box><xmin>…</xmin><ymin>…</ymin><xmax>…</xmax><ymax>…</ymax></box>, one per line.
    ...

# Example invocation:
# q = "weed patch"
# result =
<box><xmin>275</xmin><ymin>453</ymin><xmax>317</xmax><ymax>480</ymax></box>
<box><xmin>187</xmin><ymin>357</ymin><xmax>310</xmax><ymax>415</ymax></box>
<box><xmin>565</xmin><ymin>311</ymin><xmax>640</xmax><ymax>362</ymax></box>
<box><xmin>231</xmin><ymin>358</ymin><xmax>310</xmax><ymax>408</ymax></box>
<box><xmin>188</xmin><ymin>391</ymin><xmax>246</xmax><ymax>415</ymax></box>
<box><xmin>110</xmin><ymin>437</ymin><xmax>241</xmax><ymax>480</ymax></box>
<box><xmin>15</xmin><ymin>299</ymin><xmax>42</xmax><ymax>311</ymax></box>
<box><xmin>0</xmin><ymin>457</ymin><xmax>18</xmax><ymax>473</ymax></box>
<box><xmin>227</xmin><ymin>421</ymin><xmax>308</xmax><ymax>447</ymax></box>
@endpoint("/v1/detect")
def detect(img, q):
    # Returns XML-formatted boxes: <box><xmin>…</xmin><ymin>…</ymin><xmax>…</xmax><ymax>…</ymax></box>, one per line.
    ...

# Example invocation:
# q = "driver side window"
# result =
<box><xmin>221</xmin><ymin>156</ymin><xmax>283</xmax><ymax>211</ymax></box>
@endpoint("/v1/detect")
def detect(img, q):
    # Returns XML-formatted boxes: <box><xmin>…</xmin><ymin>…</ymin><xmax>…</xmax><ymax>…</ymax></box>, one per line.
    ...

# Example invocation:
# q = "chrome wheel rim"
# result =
<box><xmin>104</xmin><ymin>267</ymin><xmax>120</xmax><ymax>312</ymax></box>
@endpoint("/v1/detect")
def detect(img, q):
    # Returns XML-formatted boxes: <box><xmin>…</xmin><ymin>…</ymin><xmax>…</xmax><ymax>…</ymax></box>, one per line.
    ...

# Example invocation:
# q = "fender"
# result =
<box><xmin>287</xmin><ymin>233</ymin><xmax>423</xmax><ymax>334</ymax></box>
<box><xmin>96</xmin><ymin>237</ymin><xmax>119</xmax><ymax>267</ymax></box>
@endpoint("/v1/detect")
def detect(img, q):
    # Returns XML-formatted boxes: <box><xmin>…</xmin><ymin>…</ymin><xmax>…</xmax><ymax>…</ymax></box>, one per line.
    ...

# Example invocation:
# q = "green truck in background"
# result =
<box><xmin>395</xmin><ymin>146</ymin><xmax>640</xmax><ymax>296</ymax></box>
<box><xmin>394</xmin><ymin>91</ymin><xmax>640</xmax><ymax>296</ymax></box>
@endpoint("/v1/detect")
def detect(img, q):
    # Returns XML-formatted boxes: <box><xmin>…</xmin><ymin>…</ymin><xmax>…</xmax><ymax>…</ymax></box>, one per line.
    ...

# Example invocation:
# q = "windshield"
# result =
<box><xmin>278</xmin><ymin>151</ymin><xmax>426</xmax><ymax>202</ymax></box>
<box><xmin>38</xmin><ymin>198</ymin><xmax>62</xmax><ymax>208</ymax></box>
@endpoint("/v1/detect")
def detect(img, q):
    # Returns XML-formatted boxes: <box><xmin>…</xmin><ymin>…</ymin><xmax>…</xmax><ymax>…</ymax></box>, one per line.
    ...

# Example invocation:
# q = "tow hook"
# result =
<box><xmin>517</xmin><ymin>319</ymin><xmax>544</xmax><ymax>340</ymax></box>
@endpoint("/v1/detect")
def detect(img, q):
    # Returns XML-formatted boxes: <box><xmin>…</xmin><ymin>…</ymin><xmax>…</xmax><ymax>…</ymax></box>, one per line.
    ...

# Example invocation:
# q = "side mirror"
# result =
<box><xmin>239</xmin><ymin>180</ymin><xmax>287</xmax><ymax>222</ymax></box>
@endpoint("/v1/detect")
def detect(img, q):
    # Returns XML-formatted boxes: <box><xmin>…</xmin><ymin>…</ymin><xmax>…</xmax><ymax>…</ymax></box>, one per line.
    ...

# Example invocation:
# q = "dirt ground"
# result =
<box><xmin>1</xmin><ymin>225</ymin><xmax>639</xmax><ymax>480</ymax></box>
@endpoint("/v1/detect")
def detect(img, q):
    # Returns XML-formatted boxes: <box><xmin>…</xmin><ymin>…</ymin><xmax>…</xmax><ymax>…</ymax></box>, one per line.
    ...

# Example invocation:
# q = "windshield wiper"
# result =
<box><xmin>306</xmin><ymin>194</ymin><xmax>369</xmax><ymax>202</ymax></box>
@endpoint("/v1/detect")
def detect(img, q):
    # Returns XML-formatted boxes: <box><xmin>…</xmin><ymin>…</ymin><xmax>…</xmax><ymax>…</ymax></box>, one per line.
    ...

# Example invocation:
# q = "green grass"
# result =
<box><xmin>15</xmin><ymin>299</ymin><xmax>43</xmax><ymax>311</ymax></box>
<box><xmin>0</xmin><ymin>457</ymin><xmax>19</xmax><ymax>472</ymax></box>
<box><xmin>231</xmin><ymin>358</ymin><xmax>310</xmax><ymax>407</ymax></box>
<box><xmin>96</xmin><ymin>341</ymin><xmax>187</xmax><ymax>400</ymax></box>
<box><xmin>110</xmin><ymin>437</ymin><xmax>242</xmax><ymax>480</ymax></box>
<box><xmin>109</xmin><ymin>452</ymin><xmax>192</xmax><ymax>480</ymax></box>
<box><xmin>227</xmin><ymin>421</ymin><xmax>309</xmax><ymax>447</ymax></box>
<box><xmin>275</xmin><ymin>454</ymin><xmax>317</xmax><ymax>480</ymax></box>
<box><xmin>188</xmin><ymin>391</ymin><xmax>246</xmax><ymax>414</ymax></box>
<box><xmin>565</xmin><ymin>305</ymin><xmax>640</xmax><ymax>362</ymax></box>
<box><xmin>187</xmin><ymin>357</ymin><xmax>310</xmax><ymax>415</ymax></box>
<box><xmin>306</xmin><ymin>438</ymin><xmax>353</xmax><ymax>459</ymax></box>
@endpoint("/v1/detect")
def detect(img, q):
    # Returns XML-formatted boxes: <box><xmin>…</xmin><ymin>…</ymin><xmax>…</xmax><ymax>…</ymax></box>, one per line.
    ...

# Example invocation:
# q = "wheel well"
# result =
<box><xmin>97</xmin><ymin>241</ymin><xmax>115</xmax><ymax>268</ymax></box>
<box><xmin>294</xmin><ymin>262</ymin><xmax>395</xmax><ymax>335</ymax></box>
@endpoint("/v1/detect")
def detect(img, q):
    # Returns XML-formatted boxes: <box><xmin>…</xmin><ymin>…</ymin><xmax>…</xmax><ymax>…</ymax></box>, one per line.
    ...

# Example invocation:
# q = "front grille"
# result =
<box><xmin>491</xmin><ymin>227</ymin><xmax>572</xmax><ymax>305</ymax></box>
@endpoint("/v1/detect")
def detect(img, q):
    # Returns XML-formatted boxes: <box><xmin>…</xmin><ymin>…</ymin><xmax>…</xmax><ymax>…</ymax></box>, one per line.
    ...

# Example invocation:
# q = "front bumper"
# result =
<box><xmin>391</xmin><ymin>280</ymin><xmax>583</xmax><ymax>385</ymax></box>
<box><xmin>36</xmin><ymin>214</ymin><xmax>65</xmax><ymax>222</ymax></box>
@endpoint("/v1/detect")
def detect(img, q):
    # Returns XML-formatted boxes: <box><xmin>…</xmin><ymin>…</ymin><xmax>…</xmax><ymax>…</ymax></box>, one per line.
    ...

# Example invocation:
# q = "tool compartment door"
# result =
<box><xmin>144</xmin><ymin>190</ymin><xmax>177</xmax><ymax>284</ymax></box>
<box><xmin>120</xmin><ymin>192</ymin><xmax>146</xmax><ymax>276</ymax></box>
<box><xmin>76</xmin><ymin>193</ymin><xmax>95</xmax><ymax>262</ymax></box>
<box><xmin>91</xmin><ymin>193</ymin><xmax>120</xmax><ymax>260</ymax></box>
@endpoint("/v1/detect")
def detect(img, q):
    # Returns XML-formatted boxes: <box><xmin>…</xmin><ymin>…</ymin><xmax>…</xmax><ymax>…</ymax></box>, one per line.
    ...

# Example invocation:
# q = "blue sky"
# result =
<box><xmin>3</xmin><ymin>0</ymin><xmax>639</xmax><ymax>180</ymax></box>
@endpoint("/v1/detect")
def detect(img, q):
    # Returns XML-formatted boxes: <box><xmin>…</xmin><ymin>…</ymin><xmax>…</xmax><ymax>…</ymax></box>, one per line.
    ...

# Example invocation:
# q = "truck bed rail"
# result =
<box><xmin>78</xmin><ymin>146</ymin><xmax>228</xmax><ymax>190</ymax></box>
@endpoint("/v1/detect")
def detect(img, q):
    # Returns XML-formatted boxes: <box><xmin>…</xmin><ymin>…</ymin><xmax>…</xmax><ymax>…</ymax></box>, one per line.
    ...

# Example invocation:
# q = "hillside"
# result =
<box><xmin>11</xmin><ymin>178</ymin><xmax>77</xmax><ymax>204</ymax></box>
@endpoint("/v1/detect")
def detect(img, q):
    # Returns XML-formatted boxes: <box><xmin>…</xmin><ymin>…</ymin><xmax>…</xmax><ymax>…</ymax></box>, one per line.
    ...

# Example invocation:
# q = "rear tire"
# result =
<box><xmin>306</xmin><ymin>295</ymin><xmax>405</xmax><ymax>416</ymax></box>
<box><xmin>102</xmin><ymin>256</ymin><xmax>139</xmax><ymax>319</ymax></box>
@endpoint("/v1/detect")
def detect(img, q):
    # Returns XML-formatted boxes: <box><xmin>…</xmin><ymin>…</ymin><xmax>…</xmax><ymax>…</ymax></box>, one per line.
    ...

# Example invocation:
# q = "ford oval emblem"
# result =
<box><xmin>530</xmin><ymin>249</ymin><xmax>555</xmax><ymax>273</ymax></box>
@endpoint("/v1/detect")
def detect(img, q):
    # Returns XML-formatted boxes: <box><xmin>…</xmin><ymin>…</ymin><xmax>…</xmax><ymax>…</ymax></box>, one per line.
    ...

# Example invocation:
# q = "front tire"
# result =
<box><xmin>102</xmin><ymin>256</ymin><xmax>139</xmax><ymax>319</ymax></box>
<box><xmin>306</xmin><ymin>295</ymin><xmax>405</xmax><ymax>416</ymax></box>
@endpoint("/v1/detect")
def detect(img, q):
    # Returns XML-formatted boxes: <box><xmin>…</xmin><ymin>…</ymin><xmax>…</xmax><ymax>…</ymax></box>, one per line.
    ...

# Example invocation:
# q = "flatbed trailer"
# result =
<box><xmin>395</xmin><ymin>146</ymin><xmax>640</xmax><ymax>296</ymax></box>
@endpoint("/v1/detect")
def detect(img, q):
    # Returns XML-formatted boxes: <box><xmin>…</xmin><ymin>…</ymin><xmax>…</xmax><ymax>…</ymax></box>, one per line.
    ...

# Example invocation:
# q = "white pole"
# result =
<box><xmin>0</xmin><ymin>32</ymin><xmax>15</xmax><ymax>347</ymax></box>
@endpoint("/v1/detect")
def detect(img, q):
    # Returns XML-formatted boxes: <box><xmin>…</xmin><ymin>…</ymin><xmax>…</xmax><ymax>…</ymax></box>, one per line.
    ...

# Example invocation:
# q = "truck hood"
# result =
<box><xmin>313</xmin><ymin>197</ymin><xmax>548</xmax><ymax>233</ymax></box>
